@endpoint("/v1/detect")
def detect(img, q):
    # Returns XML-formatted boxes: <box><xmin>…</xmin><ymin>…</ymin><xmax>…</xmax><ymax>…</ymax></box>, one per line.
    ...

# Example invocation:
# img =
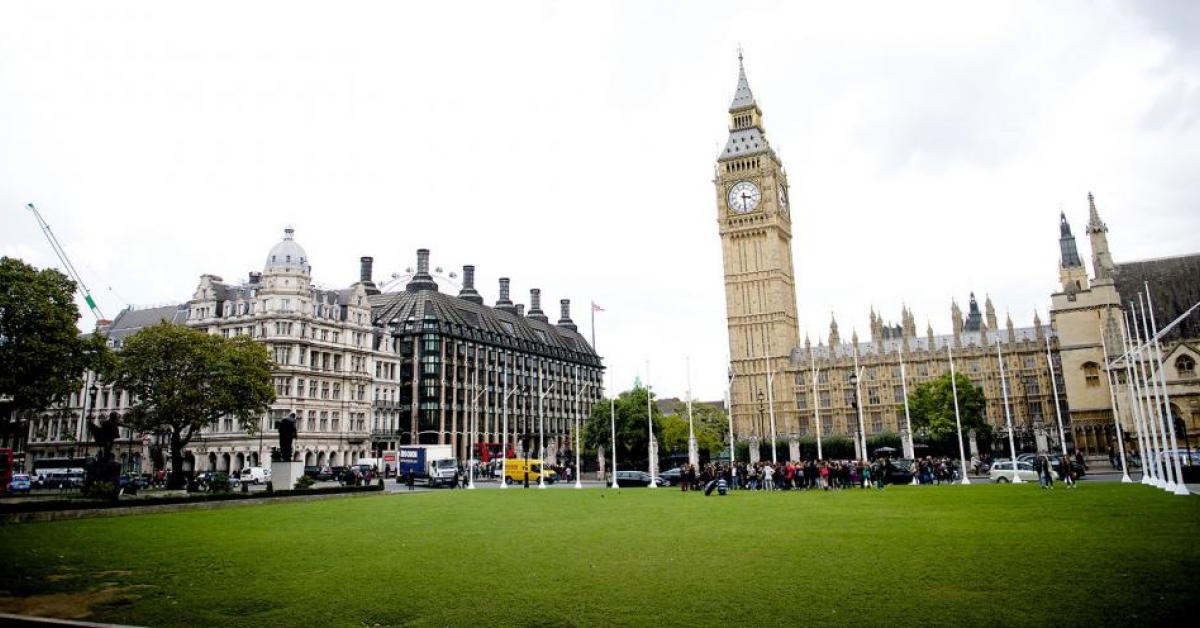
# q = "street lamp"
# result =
<box><xmin>756</xmin><ymin>390</ymin><xmax>765</xmax><ymax>459</ymax></box>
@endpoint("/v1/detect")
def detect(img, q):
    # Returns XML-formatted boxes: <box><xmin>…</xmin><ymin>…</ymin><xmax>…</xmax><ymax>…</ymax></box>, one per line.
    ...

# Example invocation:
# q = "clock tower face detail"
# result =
<box><xmin>715</xmin><ymin>52</ymin><xmax>800</xmax><ymax>442</ymax></box>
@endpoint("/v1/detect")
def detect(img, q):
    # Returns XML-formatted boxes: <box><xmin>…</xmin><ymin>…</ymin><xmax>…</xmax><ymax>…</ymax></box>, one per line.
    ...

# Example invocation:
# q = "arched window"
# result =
<box><xmin>1177</xmin><ymin>355</ymin><xmax>1196</xmax><ymax>378</ymax></box>
<box><xmin>1082</xmin><ymin>361</ymin><xmax>1100</xmax><ymax>388</ymax></box>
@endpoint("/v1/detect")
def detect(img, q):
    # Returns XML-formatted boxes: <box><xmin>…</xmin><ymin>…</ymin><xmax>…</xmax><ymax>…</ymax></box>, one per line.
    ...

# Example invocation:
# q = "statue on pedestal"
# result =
<box><xmin>273</xmin><ymin>412</ymin><xmax>297</xmax><ymax>462</ymax></box>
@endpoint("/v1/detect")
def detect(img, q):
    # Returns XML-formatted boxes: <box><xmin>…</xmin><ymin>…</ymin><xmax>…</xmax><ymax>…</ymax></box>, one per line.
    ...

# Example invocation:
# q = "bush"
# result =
<box><xmin>294</xmin><ymin>475</ymin><xmax>316</xmax><ymax>490</ymax></box>
<box><xmin>208</xmin><ymin>475</ymin><xmax>233</xmax><ymax>493</ymax></box>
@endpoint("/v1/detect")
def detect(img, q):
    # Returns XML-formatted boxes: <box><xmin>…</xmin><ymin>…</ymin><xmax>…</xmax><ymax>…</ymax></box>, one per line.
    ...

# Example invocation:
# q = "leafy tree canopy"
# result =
<box><xmin>582</xmin><ymin>386</ymin><xmax>662</xmax><ymax>467</ymax></box>
<box><xmin>0</xmin><ymin>256</ymin><xmax>111</xmax><ymax>416</ymax></box>
<box><xmin>110</xmin><ymin>322</ymin><xmax>275</xmax><ymax>487</ymax></box>
<box><xmin>907</xmin><ymin>371</ymin><xmax>989</xmax><ymax>441</ymax></box>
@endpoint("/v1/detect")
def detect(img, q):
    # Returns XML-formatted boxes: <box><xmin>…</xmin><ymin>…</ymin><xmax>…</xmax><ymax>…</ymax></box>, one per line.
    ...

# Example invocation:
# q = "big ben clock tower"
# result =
<box><xmin>715</xmin><ymin>52</ymin><xmax>800</xmax><ymax>447</ymax></box>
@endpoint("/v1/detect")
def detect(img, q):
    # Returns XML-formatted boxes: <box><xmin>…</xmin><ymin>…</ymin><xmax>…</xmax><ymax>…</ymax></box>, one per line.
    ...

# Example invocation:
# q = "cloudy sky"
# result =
<box><xmin>2</xmin><ymin>1</ymin><xmax>1197</xmax><ymax>401</ymax></box>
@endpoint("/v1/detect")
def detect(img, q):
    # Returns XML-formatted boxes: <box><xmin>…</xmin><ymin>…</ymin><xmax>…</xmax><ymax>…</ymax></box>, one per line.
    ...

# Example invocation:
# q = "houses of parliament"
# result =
<box><xmin>717</xmin><ymin>55</ymin><xmax>1200</xmax><ymax>460</ymax></box>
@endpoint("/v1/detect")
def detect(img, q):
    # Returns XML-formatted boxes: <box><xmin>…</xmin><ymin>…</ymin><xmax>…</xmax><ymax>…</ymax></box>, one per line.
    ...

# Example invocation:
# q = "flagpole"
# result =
<box><xmin>1098</xmin><ymin>318</ymin><xmax>1132</xmax><ymax>483</ymax></box>
<box><xmin>685</xmin><ymin>358</ymin><xmax>698</xmax><ymax>468</ymax></box>
<box><xmin>1144</xmin><ymin>287</ymin><xmax>1189</xmax><ymax>496</ymax></box>
<box><xmin>1045</xmin><ymin>334</ymin><xmax>1068</xmax><ymax>456</ymax></box>
<box><xmin>610</xmin><ymin>366</ymin><xmax>619</xmax><ymax>489</ymax></box>
<box><xmin>500</xmin><ymin>354</ymin><xmax>508</xmax><ymax>489</ymax></box>
<box><xmin>996</xmin><ymin>338</ymin><xmax>1023</xmax><ymax>482</ymax></box>
<box><xmin>646</xmin><ymin>360</ymin><xmax>657</xmax><ymax>488</ymax></box>
<box><xmin>852</xmin><ymin>351</ymin><xmax>865</xmax><ymax>461</ymax></box>
<box><xmin>574</xmin><ymin>364</ymin><xmax>583</xmax><ymax>490</ymax></box>
<box><xmin>945</xmin><ymin>344</ymin><xmax>969</xmax><ymax>485</ymax></box>
<box><xmin>898</xmin><ymin>344</ymin><xmax>914</xmax><ymax>460</ymax></box>
<box><xmin>811</xmin><ymin>353</ymin><xmax>822</xmax><ymax>460</ymax></box>
<box><xmin>1138</xmin><ymin>296</ymin><xmax>1176</xmax><ymax>491</ymax></box>
<box><xmin>591</xmin><ymin>302</ymin><xmax>597</xmax><ymax>351</ymax></box>
<box><xmin>726</xmin><ymin>364</ymin><xmax>736</xmax><ymax>466</ymax></box>
<box><xmin>1130</xmin><ymin>304</ymin><xmax>1167</xmax><ymax>488</ymax></box>
<box><xmin>537</xmin><ymin>362</ymin><xmax>546</xmax><ymax>490</ymax></box>
<box><xmin>1119</xmin><ymin>315</ymin><xmax>1152</xmax><ymax>485</ymax></box>
<box><xmin>766</xmin><ymin>368</ymin><xmax>778</xmax><ymax>463</ymax></box>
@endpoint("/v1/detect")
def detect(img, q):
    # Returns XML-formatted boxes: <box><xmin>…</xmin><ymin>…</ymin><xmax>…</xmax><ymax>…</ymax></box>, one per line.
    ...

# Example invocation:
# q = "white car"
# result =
<box><xmin>239</xmin><ymin>466</ymin><xmax>271</xmax><ymax>485</ymax></box>
<box><xmin>989</xmin><ymin>460</ymin><xmax>1039</xmax><ymax>483</ymax></box>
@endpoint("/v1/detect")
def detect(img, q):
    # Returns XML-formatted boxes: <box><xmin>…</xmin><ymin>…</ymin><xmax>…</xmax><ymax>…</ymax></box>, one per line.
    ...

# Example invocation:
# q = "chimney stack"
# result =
<box><xmin>405</xmin><ymin>248</ymin><xmax>438</xmax><ymax>292</ymax></box>
<box><xmin>527</xmin><ymin>289</ymin><xmax>548</xmax><ymax>322</ymax></box>
<box><xmin>557</xmin><ymin>299</ymin><xmax>577</xmax><ymax>331</ymax></box>
<box><xmin>458</xmin><ymin>265</ymin><xmax>483</xmax><ymax>305</ymax></box>
<box><xmin>515</xmin><ymin>303</ymin><xmax>525</xmax><ymax>317</ymax></box>
<box><xmin>495</xmin><ymin>277</ymin><xmax>516</xmax><ymax>313</ymax></box>
<box><xmin>359</xmin><ymin>256</ymin><xmax>380</xmax><ymax>295</ymax></box>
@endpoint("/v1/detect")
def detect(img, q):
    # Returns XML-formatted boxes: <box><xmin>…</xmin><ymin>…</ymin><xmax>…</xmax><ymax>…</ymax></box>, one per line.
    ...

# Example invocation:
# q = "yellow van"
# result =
<box><xmin>503</xmin><ymin>458</ymin><xmax>557</xmax><ymax>485</ymax></box>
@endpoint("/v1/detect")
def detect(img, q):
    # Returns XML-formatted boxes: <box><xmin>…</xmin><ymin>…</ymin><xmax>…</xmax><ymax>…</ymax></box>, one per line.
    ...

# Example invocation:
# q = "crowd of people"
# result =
<box><xmin>666</xmin><ymin>456</ymin><xmax>967</xmax><ymax>492</ymax></box>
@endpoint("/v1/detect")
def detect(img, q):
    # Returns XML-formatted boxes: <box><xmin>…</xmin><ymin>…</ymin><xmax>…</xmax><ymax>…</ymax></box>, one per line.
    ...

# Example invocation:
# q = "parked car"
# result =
<box><xmin>614</xmin><ymin>470</ymin><xmax>666</xmax><ymax>487</ymax></box>
<box><xmin>240</xmin><ymin>467</ymin><xmax>271</xmax><ymax>485</ymax></box>
<box><xmin>44</xmin><ymin>470</ymin><xmax>85</xmax><ymax>490</ymax></box>
<box><xmin>329</xmin><ymin>466</ymin><xmax>349</xmax><ymax>481</ymax></box>
<box><xmin>989</xmin><ymin>460</ymin><xmax>1039</xmax><ymax>483</ymax></box>
<box><xmin>303</xmin><ymin>466</ymin><xmax>333</xmax><ymax>481</ymax></box>
<box><xmin>659</xmin><ymin>467</ymin><xmax>684</xmax><ymax>486</ymax></box>
<box><xmin>7</xmin><ymin>474</ymin><xmax>32</xmax><ymax>493</ymax></box>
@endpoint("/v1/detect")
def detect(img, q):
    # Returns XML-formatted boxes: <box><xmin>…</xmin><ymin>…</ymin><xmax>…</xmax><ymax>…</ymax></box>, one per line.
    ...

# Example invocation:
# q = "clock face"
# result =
<box><xmin>727</xmin><ymin>181</ymin><xmax>761</xmax><ymax>213</ymax></box>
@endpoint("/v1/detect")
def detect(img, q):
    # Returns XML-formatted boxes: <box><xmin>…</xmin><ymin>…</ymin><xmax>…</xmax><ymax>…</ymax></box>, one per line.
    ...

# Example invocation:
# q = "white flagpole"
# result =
<box><xmin>1119</xmin><ymin>315</ymin><xmax>1153</xmax><ymax>485</ymax></box>
<box><xmin>468</xmin><ymin>369</ymin><xmax>478</xmax><ymax>490</ymax></box>
<box><xmin>766</xmin><ymin>368</ymin><xmax>778</xmax><ymax>462</ymax></box>
<box><xmin>726</xmin><ymin>366</ymin><xmax>736</xmax><ymax>466</ymax></box>
<box><xmin>996</xmin><ymin>338</ymin><xmax>1023</xmax><ymax>482</ymax></box>
<box><xmin>500</xmin><ymin>354</ymin><xmax>508</xmax><ymax>489</ymax></box>
<box><xmin>1144</xmin><ymin>287</ymin><xmax>1189</xmax><ymax>496</ymax></box>
<box><xmin>610</xmin><ymin>366</ymin><xmax>619</xmax><ymax>489</ymax></box>
<box><xmin>1130</xmin><ymin>304</ymin><xmax>1167</xmax><ymax>488</ymax></box>
<box><xmin>1098</xmin><ymin>319</ymin><xmax>1132</xmax><ymax>483</ymax></box>
<box><xmin>574</xmin><ymin>365</ymin><xmax>583</xmax><ymax>490</ymax></box>
<box><xmin>811</xmin><ymin>353</ymin><xmax>822</xmax><ymax>460</ymax></box>
<box><xmin>948</xmin><ymin>344</ymin><xmax>969</xmax><ymax>485</ymax></box>
<box><xmin>1045</xmin><ymin>335</ymin><xmax>1068</xmax><ymax>456</ymax></box>
<box><xmin>898</xmin><ymin>344</ymin><xmax>914</xmax><ymax>460</ymax></box>
<box><xmin>646</xmin><ymin>360</ymin><xmax>657</xmax><ymax>488</ymax></box>
<box><xmin>537</xmin><ymin>362</ymin><xmax>546</xmax><ymax>490</ymax></box>
<box><xmin>686</xmin><ymin>357</ymin><xmax>698</xmax><ymax>468</ymax></box>
<box><xmin>1138</xmin><ymin>296</ymin><xmax>1177</xmax><ymax>491</ymax></box>
<box><xmin>852</xmin><ymin>351</ymin><xmax>865</xmax><ymax>461</ymax></box>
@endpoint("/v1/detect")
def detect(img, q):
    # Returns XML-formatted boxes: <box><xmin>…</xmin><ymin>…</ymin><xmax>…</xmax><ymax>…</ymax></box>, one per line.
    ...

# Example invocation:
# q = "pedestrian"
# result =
<box><xmin>1061</xmin><ymin>456</ymin><xmax>1077</xmax><ymax>489</ymax></box>
<box><xmin>406</xmin><ymin>470</ymin><xmax>415</xmax><ymax>491</ymax></box>
<box><xmin>1040</xmin><ymin>456</ymin><xmax>1054</xmax><ymax>490</ymax></box>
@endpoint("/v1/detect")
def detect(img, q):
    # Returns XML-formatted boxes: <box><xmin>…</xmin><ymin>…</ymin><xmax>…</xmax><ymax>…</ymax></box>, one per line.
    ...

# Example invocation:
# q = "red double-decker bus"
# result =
<box><xmin>0</xmin><ymin>448</ymin><xmax>13</xmax><ymax>492</ymax></box>
<box><xmin>473</xmin><ymin>442</ymin><xmax>515</xmax><ymax>463</ymax></box>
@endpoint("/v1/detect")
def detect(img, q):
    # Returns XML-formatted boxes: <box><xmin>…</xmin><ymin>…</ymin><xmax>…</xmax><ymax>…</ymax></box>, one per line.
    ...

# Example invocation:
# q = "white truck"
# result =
<box><xmin>398</xmin><ymin>445</ymin><xmax>457</xmax><ymax>487</ymax></box>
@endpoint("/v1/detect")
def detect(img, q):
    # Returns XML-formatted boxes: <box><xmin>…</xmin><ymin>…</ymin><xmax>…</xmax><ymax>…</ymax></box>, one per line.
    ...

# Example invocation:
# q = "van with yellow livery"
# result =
<box><xmin>503</xmin><ymin>458</ymin><xmax>557</xmax><ymax>485</ymax></box>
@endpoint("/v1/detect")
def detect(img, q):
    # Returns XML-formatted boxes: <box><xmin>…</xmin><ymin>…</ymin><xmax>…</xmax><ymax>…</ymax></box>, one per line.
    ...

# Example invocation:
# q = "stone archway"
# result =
<box><xmin>235</xmin><ymin>452</ymin><xmax>245</xmax><ymax>472</ymax></box>
<box><xmin>316</xmin><ymin>451</ymin><xmax>327</xmax><ymax>467</ymax></box>
<box><xmin>207</xmin><ymin>453</ymin><xmax>218</xmax><ymax>471</ymax></box>
<box><xmin>220</xmin><ymin>453</ymin><xmax>231</xmax><ymax>472</ymax></box>
<box><xmin>330</xmin><ymin>451</ymin><xmax>342</xmax><ymax>466</ymax></box>
<box><xmin>304</xmin><ymin>451</ymin><xmax>315</xmax><ymax>466</ymax></box>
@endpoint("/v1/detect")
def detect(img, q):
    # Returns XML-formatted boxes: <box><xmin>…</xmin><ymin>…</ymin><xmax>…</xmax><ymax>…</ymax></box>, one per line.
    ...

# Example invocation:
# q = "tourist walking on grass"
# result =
<box><xmin>1040</xmin><ymin>456</ymin><xmax>1054</xmax><ymax>490</ymax></box>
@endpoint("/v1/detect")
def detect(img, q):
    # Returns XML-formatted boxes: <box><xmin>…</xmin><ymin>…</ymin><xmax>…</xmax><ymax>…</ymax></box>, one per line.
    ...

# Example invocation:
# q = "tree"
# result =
<box><xmin>907</xmin><ymin>372</ymin><xmax>991</xmax><ymax>453</ymax></box>
<box><xmin>661</xmin><ymin>402</ymin><xmax>728</xmax><ymax>459</ymax></box>
<box><xmin>582</xmin><ymin>386</ymin><xmax>662</xmax><ymax>469</ymax></box>
<box><xmin>110</xmin><ymin>322</ymin><xmax>275</xmax><ymax>488</ymax></box>
<box><xmin>0</xmin><ymin>257</ymin><xmax>111</xmax><ymax>444</ymax></box>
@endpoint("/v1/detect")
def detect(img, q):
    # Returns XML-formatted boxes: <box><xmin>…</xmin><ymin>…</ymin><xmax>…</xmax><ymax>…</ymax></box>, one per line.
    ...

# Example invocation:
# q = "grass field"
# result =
<box><xmin>1</xmin><ymin>484</ymin><xmax>1198</xmax><ymax>626</ymax></box>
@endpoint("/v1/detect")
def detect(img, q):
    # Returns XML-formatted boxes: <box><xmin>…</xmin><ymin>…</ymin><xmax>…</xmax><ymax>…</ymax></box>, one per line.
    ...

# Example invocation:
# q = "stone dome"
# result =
<box><xmin>264</xmin><ymin>227</ymin><xmax>310</xmax><ymax>274</ymax></box>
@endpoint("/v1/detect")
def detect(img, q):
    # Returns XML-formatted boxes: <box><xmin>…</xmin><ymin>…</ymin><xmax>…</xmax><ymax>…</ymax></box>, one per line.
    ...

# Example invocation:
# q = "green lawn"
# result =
<box><xmin>1</xmin><ymin>484</ymin><xmax>1197</xmax><ymax>626</ymax></box>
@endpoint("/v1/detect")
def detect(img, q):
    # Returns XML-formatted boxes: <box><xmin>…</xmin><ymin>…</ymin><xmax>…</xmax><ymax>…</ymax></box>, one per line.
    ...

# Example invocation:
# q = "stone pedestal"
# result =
<box><xmin>748</xmin><ymin>437</ymin><xmax>761</xmax><ymax>464</ymax></box>
<box><xmin>788</xmin><ymin>437</ymin><xmax>800</xmax><ymax>462</ymax></box>
<box><xmin>687</xmin><ymin>436</ymin><xmax>699</xmax><ymax>468</ymax></box>
<box><xmin>597</xmin><ymin>446</ymin><xmax>606</xmax><ymax>481</ymax></box>
<box><xmin>271</xmin><ymin>461</ymin><xmax>304</xmax><ymax>491</ymax></box>
<box><xmin>968</xmin><ymin>430</ymin><xmax>979</xmax><ymax>457</ymax></box>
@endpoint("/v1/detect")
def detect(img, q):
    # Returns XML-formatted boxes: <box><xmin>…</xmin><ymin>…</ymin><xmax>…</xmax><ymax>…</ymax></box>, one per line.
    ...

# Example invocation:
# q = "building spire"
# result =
<box><xmin>1085</xmin><ymin>191</ymin><xmax>1107</xmax><ymax>234</ymax></box>
<box><xmin>729</xmin><ymin>47</ymin><xmax>756</xmax><ymax>111</ymax></box>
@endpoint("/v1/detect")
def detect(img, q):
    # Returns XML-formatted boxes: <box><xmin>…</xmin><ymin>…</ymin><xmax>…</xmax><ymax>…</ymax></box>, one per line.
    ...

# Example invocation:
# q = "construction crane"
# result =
<box><xmin>25</xmin><ymin>203</ymin><xmax>106</xmax><ymax>322</ymax></box>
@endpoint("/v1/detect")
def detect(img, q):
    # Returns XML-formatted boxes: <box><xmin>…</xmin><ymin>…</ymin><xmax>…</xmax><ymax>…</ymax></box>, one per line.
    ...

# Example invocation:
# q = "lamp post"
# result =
<box><xmin>468</xmin><ymin>378</ymin><xmax>486</xmax><ymax>490</ymax></box>
<box><xmin>947</xmin><ymin>344</ymin><xmax>970</xmax><ymax>485</ymax></box>
<box><xmin>574</xmin><ymin>365</ymin><xmax>590</xmax><ymax>490</ymax></box>
<box><xmin>756</xmin><ymin>390</ymin><xmax>765</xmax><ymax>460</ymax></box>
<box><xmin>849</xmin><ymin>370</ymin><xmax>864</xmax><ymax>461</ymax></box>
